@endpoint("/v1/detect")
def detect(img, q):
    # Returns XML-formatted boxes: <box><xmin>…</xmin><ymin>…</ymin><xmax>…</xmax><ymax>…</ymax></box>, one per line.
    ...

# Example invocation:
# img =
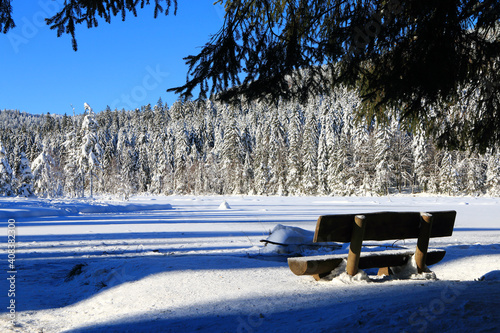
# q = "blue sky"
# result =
<box><xmin>0</xmin><ymin>1</ymin><xmax>225</xmax><ymax>115</ymax></box>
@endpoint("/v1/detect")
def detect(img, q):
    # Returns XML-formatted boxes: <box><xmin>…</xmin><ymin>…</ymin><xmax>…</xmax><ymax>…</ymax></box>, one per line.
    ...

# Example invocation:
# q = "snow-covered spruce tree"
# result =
<box><xmin>302</xmin><ymin>103</ymin><xmax>320</xmax><ymax>195</ymax></box>
<box><xmin>253</xmin><ymin>121</ymin><xmax>272</xmax><ymax>195</ymax></box>
<box><xmin>62</xmin><ymin>112</ymin><xmax>84</xmax><ymax>197</ymax></box>
<box><xmin>120</xmin><ymin>131</ymin><xmax>140</xmax><ymax>195</ymax></box>
<box><xmin>352</xmin><ymin>123</ymin><xmax>373</xmax><ymax>196</ymax></box>
<box><xmin>239</xmin><ymin>125</ymin><xmax>254</xmax><ymax>194</ymax></box>
<box><xmin>173</xmin><ymin>123</ymin><xmax>190</xmax><ymax>194</ymax></box>
<box><xmin>0</xmin><ymin>141</ymin><xmax>14</xmax><ymax>196</ymax></box>
<box><xmin>79</xmin><ymin>103</ymin><xmax>103</xmax><ymax>198</ymax></box>
<box><xmin>485</xmin><ymin>151</ymin><xmax>500</xmax><ymax>196</ymax></box>
<box><xmin>390</xmin><ymin>118</ymin><xmax>413</xmax><ymax>193</ymax></box>
<box><xmin>438</xmin><ymin>151</ymin><xmax>460</xmax><ymax>195</ymax></box>
<box><xmin>163</xmin><ymin>128</ymin><xmax>176</xmax><ymax>194</ymax></box>
<box><xmin>329</xmin><ymin>107</ymin><xmax>354</xmax><ymax>196</ymax></box>
<box><xmin>373</xmin><ymin>121</ymin><xmax>392</xmax><ymax>195</ymax></box>
<box><xmin>137</xmin><ymin>129</ymin><xmax>152</xmax><ymax>193</ymax></box>
<box><xmin>10</xmin><ymin>144</ymin><xmax>22</xmax><ymax>192</ymax></box>
<box><xmin>99</xmin><ymin>129</ymin><xmax>119</xmax><ymax>195</ymax></box>
<box><xmin>117</xmin><ymin>151</ymin><xmax>137</xmax><ymax>200</ymax></box>
<box><xmin>286</xmin><ymin>103</ymin><xmax>304</xmax><ymax>195</ymax></box>
<box><xmin>149</xmin><ymin>131</ymin><xmax>168</xmax><ymax>194</ymax></box>
<box><xmin>462</xmin><ymin>152</ymin><xmax>487</xmax><ymax>196</ymax></box>
<box><xmin>221</xmin><ymin>117</ymin><xmax>244</xmax><ymax>194</ymax></box>
<box><xmin>17</xmin><ymin>151</ymin><xmax>35</xmax><ymax>197</ymax></box>
<box><xmin>412</xmin><ymin>123</ymin><xmax>433</xmax><ymax>193</ymax></box>
<box><xmin>149</xmin><ymin>100</ymin><xmax>169</xmax><ymax>194</ymax></box>
<box><xmin>317</xmin><ymin>96</ymin><xmax>340</xmax><ymax>195</ymax></box>
<box><xmin>31</xmin><ymin>144</ymin><xmax>57</xmax><ymax>197</ymax></box>
<box><xmin>268</xmin><ymin>107</ymin><xmax>288</xmax><ymax>195</ymax></box>
<box><xmin>316</xmin><ymin>123</ymin><xmax>330</xmax><ymax>195</ymax></box>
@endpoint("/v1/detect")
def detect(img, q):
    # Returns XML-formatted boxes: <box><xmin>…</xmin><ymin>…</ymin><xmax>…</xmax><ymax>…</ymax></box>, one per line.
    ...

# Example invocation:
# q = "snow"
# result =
<box><xmin>0</xmin><ymin>195</ymin><xmax>499</xmax><ymax>332</ymax></box>
<box><xmin>218</xmin><ymin>200</ymin><xmax>231</xmax><ymax>210</ymax></box>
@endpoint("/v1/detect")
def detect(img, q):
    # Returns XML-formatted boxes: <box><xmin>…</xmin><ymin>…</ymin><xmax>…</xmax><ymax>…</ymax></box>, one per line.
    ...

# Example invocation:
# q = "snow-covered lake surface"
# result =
<box><xmin>1</xmin><ymin>195</ymin><xmax>499</xmax><ymax>332</ymax></box>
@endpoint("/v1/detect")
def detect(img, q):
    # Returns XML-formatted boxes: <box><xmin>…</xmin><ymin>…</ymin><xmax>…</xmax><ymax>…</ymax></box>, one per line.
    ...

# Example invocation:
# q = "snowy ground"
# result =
<box><xmin>0</xmin><ymin>195</ymin><xmax>499</xmax><ymax>332</ymax></box>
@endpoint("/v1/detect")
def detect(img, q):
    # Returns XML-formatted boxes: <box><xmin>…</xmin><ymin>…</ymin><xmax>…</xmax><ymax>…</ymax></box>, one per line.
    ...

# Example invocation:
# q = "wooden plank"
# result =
<box><xmin>314</xmin><ymin>211</ymin><xmax>456</xmax><ymax>243</ymax></box>
<box><xmin>287</xmin><ymin>249</ymin><xmax>446</xmax><ymax>276</ymax></box>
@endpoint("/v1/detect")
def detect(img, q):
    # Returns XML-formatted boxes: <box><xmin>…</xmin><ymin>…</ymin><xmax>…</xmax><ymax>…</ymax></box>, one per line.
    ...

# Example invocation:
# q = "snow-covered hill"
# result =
<box><xmin>1</xmin><ymin>195</ymin><xmax>499</xmax><ymax>332</ymax></box>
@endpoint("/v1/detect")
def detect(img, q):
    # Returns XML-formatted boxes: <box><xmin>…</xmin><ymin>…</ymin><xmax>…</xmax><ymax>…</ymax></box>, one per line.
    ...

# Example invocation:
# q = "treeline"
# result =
<box><xmin>1</xmin><ymin>88</ymin><xmax>499</xmax><ymax>198</ymax></box>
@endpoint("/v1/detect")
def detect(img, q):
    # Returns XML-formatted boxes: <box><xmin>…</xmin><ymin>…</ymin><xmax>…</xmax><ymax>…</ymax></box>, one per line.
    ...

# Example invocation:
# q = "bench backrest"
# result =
<box><xmin>314</xmin><ymin>211</ymin><xmax>456</xmax><ymax>243</ymax></box>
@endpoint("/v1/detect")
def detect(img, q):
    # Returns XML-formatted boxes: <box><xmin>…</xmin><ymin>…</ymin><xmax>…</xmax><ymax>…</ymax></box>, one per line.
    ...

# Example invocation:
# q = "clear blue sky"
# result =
<box><xmin>0</xmin><ymin>1</ymin><xmax>225</xmax><ymax>115</ymax></box>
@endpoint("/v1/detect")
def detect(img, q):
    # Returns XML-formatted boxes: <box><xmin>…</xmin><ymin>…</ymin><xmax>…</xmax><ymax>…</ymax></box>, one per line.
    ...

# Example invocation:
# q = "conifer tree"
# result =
<box><xmin>268</xmin><ymin>108</ymin><xmax>288</xmax><ymax>195</ymax></box>
<box><xmin>412</xmin><ymin>124</ymin><xmax>432</xmax><ymax>193</ymax></box>
<box><xmin>173</xmin><ymin>123</ymin><xmax>190</xmax><ymax>194</ymax></box>
<box><xmin>286</xmin><ymin>103</ymin><xmax>304</xmax><ymax>195</ymax></box>
<box><xmin>63</xmin><ymin>112</ymin><xmax>83</xmax><ymax>197</ymax></box>
<box><xmin>0</xmin><ymin>141</ymin><xmax>13</xmax><ymax>196</ymax></box>
<box><xmin>79</xmin><ymin>103</ymin><xmax>103</xmax><ymax>198</ymax></box>
<box><xmin>17</xmin><ymin>152</ymin><xmax>35</xmax><ymax>197</ymax></box>
<box><xmin>439</xmin><ymin>151</ymin><xmax>459</xmax><ymax>195</ymax></box>
<box><xmin>316</xmin><ymin>123</ymin><xmax>330</xmax><ymax>195</ymax></box>
<box><xmin>253</xmin><ymin>122</ymin><xmax>271</xmax><ymax>195</ymax></box>
<box><xmin>485</xmin><ymin>152</ymin><xmax>500</xmax><ymax>196</ymax></box>
<box><xmin>31</xmin><ymin>144</ymin><xmax>57</xmax><ymax>198</ymax></box>
<box><xmin>373</xmin><ymin>122</ymin><xmax>392</xmax><ymax>195</ymax></box>
<box><xmin>302</xmin><ymin>106</ymin><xmax>319</xmax><ymax>195</ymax></box>
<box><xmin>221</xmin><ymin>118</ymin><xmax>243</xmax><ymax>193</ymax></box>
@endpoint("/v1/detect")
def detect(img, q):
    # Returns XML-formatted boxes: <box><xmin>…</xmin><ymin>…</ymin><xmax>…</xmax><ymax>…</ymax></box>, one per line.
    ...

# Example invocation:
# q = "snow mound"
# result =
<box><xmin>262</xmin><ymin>224</ymin><xmax>315</xmax><ymax>254</ymax></box>
<box><xmin>336</xmin><ymin>270</ymin><xmax>370</xmax><ymax>284</ymax></box>
<box><xmin>261</xmin><ymin>224</ymin><xmax>341</xmax><ymax>254</ymax></box>
<box><xmin>218</xmin><ymin>201</ymin><xmax>231</xmax><ymax>210</ymax></box>
<box><xmin>390</xmin><ymin>255</ymin><xmax>437</xmax><ymax>280</ymax></box>
<box><xmin>477</xmin><ymin>270</ymin><xmax>500</xmax><ymax>281</ymax></box>
<box><xmin>267</xmin><ymin>224</ymin><xmax>314</xmax><ymax>245</ymax></box>
<box><xmin>328</xmin><ymin>260</ymin><xmax>370</xmax><ymax>284</ymax></box>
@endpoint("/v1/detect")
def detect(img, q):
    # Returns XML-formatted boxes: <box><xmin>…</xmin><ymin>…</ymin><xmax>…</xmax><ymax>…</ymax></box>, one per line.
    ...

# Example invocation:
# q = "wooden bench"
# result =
<box><xmin>288</xmin><ymin>211</ymin><xmax>456</xmax><ymax>280</ymax></box>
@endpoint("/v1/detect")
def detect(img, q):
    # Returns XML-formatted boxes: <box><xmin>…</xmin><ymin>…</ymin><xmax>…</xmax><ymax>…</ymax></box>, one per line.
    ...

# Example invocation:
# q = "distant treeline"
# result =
<box><xmin>1</xmin><ymin>89</ymin><xmax>499</xmax><ymax>198</ymax></box>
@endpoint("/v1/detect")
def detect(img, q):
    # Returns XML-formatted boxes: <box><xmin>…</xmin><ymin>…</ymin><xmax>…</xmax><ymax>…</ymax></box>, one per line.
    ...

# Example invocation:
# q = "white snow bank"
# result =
<box><xmin>0</xmin><ymin>207</ymin><xmax>66</xmax><ymax>219</ymax></box>
<box><xmin>0</xmin><ymin>198</ymin><xmax>172</xmax><ymax>219</ymax></box>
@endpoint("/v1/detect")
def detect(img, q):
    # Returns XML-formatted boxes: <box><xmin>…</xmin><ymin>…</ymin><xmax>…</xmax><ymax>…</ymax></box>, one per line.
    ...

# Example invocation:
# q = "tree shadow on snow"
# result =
<box><xmin>66</xmin><ymin>278</ymin><xmax>500</xmax><ymax>333</ymax></box>
<box><xmin>0</xmin><ymin>243</ymin><xmax>289</xmax><ymax>313</ymax></box>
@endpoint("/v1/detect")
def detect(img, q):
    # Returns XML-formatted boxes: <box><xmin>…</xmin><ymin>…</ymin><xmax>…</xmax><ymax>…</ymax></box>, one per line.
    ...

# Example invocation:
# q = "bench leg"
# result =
<box><xmin>378</xmin><ymin>267</ymin><xmax>391</xmax><ymax>276</ymax></box>
<box><xmin>415</xmin><ymin>213</ymin><xmax>433</xmax><ymax>273</ymax></box>
<box><xmin>346</xmin><ymin>215</ymin><xmax>366</xmax><ymax>276</ymax></box>
<box><xmin>312</xmin><ymin>272</ymin><xmax>331</xmax><ymax>281</ymax></box>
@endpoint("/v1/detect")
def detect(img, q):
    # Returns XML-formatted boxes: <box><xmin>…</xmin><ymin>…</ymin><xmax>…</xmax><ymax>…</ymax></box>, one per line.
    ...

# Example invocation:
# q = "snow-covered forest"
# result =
<box><xmin>1</xmin><ymin>87</ymin><xmax>499</xmax><ymax>198</ymax></box>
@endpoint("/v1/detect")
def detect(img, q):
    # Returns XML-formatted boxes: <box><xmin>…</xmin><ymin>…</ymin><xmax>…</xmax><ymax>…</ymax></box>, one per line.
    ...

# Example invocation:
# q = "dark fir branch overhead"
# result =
<box><xmin>0</xmin><ymin>0</ymin><xmax>499</xmax><ymax>151</ymax></box>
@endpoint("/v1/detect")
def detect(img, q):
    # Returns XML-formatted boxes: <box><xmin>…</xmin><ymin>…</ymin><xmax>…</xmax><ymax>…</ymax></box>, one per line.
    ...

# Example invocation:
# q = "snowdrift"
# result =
<box><xmin>0</xmin><ymin>197</ymin><xmax>172</xmax><ymax>219</ymax></box>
